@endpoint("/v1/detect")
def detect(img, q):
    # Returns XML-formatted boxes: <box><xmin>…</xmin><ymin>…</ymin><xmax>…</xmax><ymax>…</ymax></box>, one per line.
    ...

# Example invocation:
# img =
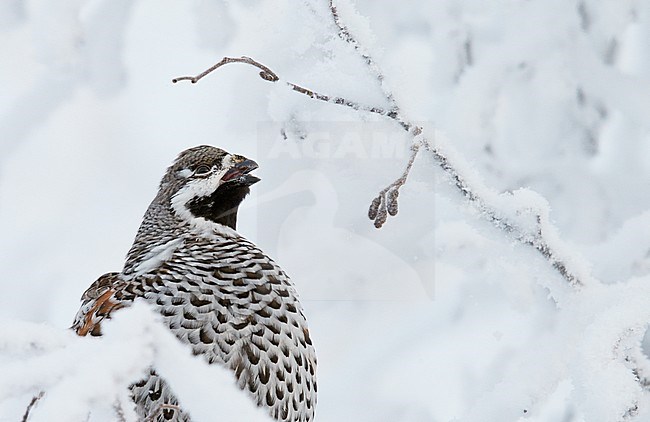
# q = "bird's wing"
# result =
<box><xmin>71</xmin><ymin>272</ymin><xmax>190</xmax><ymax>421</ymax></box>
<box><xmin>141</xmin><ymin>235</ymin><xmax>317</xmax><ymax>421</ymax></box>
<box><xmin>71</xmin><ymin>272</ymin><xmax>132</xmax><ymax>337</ymax></box>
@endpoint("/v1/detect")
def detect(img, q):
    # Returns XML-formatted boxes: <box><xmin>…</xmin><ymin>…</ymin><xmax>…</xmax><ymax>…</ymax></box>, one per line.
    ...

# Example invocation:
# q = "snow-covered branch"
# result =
<box><xmin>171</xmin><ymin>45</ymin><xmax>588</xmax><ymax>289</ymax></box>
<box><xmin>3</xmin><ymin>304</ymin><xmax>269</xmax><ymax>422</ymax></box>
<box><xmin>170</xmin><ymin>2</ymin><xmax>650</xmax><ymax>417</ymax></box>
<box><xmin>328</xmin><ymin>0</ymin><xmax>394</xmax><ymax>105</ymax></box>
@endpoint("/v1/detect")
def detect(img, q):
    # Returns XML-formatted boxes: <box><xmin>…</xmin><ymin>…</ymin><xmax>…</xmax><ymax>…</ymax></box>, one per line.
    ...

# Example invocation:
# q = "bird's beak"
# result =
<box><xmin>221</xmin><ymin>158</ymin><xmax>260</xmax><ymax>186</ymax></box>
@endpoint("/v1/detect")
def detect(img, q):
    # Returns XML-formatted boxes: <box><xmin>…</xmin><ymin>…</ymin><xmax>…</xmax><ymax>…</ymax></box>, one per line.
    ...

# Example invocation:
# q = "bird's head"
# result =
<box><xmin>160</xmin><ymin>145</ymin><xmax>260</xmax><ymax>230</ymax></box>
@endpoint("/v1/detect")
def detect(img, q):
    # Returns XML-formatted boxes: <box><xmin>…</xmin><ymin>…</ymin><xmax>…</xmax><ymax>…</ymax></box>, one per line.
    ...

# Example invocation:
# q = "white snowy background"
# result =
<box><xmin>2</xmin><ymin>0</ymin><xmax>650</xmax><ymax>421</ymax></box>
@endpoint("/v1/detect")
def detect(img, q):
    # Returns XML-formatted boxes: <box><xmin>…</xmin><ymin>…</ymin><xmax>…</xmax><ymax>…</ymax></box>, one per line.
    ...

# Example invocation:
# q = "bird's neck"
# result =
<box><xmin>123</xmin><ymin>201</ymin><xmax>181</xmax><ymax>275</ymax></box>
<box><xmin>122</xmin><ymin>193</ymin><xmax>245</xmax><ymax>275</ymax></box>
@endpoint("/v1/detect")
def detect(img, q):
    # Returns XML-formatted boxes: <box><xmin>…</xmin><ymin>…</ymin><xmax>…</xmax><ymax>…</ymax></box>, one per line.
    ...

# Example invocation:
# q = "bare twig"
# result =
<box><xmin>369</xmin><ymin>141</ymin><xmax>422</xmax><ymax>228</ymax></box>
<box><xmin>172</xmin><ymin>56</ymin><xmax>279</xmax><ymax>84</ymax></box>
<box><xmin>22</xmin><ymin>391</ymin><xmax>44</xmax><ymax>422</ymax></box>
<box><xmin>173</xmin><ymin>56</ymin><xmax>414</xmax><ymax>132</ymax></box>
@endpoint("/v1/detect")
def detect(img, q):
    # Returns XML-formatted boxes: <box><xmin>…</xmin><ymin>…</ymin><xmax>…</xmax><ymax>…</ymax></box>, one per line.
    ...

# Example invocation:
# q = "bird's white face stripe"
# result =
<box><xmin>171</xmin><ymin>154</ymin><xmax>233</xmax><ymax>210</ymax></box>
<box><xmin>170</xmin><ymin>154</ymin><xmax>239</xmax><ymax>237</ymax></box>
<box><xmin>177</xmin><ymin>168</ymin><xmax>193</xmax><ymax>178</ymax></box>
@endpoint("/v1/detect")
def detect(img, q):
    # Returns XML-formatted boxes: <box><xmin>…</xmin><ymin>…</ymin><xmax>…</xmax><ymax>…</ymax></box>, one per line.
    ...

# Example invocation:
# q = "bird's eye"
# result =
<box><xmin>194</xmin><ymin>165</ymin><xmax>212</xmax><ymax>176</ymax></box>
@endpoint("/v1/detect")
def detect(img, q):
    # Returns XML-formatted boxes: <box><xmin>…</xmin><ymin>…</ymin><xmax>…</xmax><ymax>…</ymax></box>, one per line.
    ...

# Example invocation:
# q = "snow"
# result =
<box><xmin>0</xmin><ymin>303</ymin><xmax>269</xmax><ymax>421</ymax></box>
<box><xmin>2</xmin><ymin>1</ymin><xmax>650</xmax><ymax>421</ymax></box>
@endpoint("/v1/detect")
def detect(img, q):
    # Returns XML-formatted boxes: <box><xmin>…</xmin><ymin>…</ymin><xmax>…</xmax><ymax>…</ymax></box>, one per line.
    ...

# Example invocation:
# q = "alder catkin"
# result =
<box><xmin>368</xmin><ymin>195</ymin><xmax>382</xmax><ymax>220</ymax></box>
<box><xmin>387</xmin><ymin>188</ymin><xmax>399</xmax><ymax>216</ymax></box>
<box><xmin>374</xmin><ymin>206</ymin><xmax>388</xmax><ymax>228</ymax></box>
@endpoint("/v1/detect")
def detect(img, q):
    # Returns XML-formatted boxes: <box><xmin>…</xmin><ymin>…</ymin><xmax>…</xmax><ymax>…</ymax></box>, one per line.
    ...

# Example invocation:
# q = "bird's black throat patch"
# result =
<box><xmin>186</xmin><ymin>182</ymin><xmax>252</xmax><ymax>230</ymax></box>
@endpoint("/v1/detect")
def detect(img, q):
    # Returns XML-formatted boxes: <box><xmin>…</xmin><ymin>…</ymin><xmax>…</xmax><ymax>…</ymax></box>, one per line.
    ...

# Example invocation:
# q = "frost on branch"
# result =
<box><xmin>21</xmin><ymin>391</ymin><xmax>44</xmax><ymax>422</ymax></box>
<box><xmin>172</xmin><ymin>51</ymin><xmax>587</xmax><ymax>290</ymax></box>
